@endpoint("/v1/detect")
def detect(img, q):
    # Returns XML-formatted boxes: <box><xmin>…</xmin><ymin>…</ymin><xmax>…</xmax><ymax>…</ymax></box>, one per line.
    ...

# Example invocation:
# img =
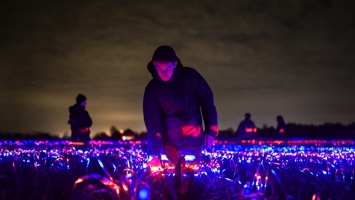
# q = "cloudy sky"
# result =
<box><xmin>1</xmin><ymin>0</ymin><xmax>354</xmax><ymax>137</ymax></box>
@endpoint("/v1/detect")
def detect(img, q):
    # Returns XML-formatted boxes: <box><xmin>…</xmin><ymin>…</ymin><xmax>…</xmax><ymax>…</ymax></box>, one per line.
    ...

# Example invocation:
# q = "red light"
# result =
<box><xmin>211</xmin><ymin>124</ymin><xmax>218</xmax><ymax>134</ymax></box>
<box><xmin>181</xmin><ymin>125</ymin><xmax>202</xmax><ymax>137</ymax></box>
<box><xmin>246</xmin><ymin>128</ymin><xmax>257</xmax><ymax>133</ymax></box>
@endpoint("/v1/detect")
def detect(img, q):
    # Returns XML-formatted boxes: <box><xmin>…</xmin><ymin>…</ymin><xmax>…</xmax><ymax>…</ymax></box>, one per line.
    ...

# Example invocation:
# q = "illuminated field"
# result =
<box><xmin>0</xmin><ymin>139</ymin><xmax>354</xmax><ymax>200</ymax></box>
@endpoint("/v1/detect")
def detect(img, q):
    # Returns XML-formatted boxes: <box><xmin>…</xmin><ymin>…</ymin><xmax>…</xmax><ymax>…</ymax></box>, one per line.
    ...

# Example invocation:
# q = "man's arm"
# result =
<box><xmin>143</xmin><ymin>87</ymin><xmax>164</xmax><ymax>155</ymax></box>
<box><xmin>82</xmin><ymin>110</ymin><xmax>93</xmax><ymax>128</ymax></box>
<box><xmin>193</xmin><ymin>69</ymin><xmax>218</xmax><ymax>138</ymax></box>
<box><xmin>68</xmin><ymin>106</ymin><xmax>77</xmax><ymax>125</ymax></box>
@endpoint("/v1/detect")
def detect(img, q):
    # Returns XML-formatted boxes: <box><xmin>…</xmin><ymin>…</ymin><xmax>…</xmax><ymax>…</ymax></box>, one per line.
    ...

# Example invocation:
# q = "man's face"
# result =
<box><xmin>80</xmin><ymin>100</ymin><xmax>87</xmax><ymax>107</ymax></box>
<box><xmin>153</xmin><ymin>61</ymin><xmax>177</xmax><ymax>82</ymax></box>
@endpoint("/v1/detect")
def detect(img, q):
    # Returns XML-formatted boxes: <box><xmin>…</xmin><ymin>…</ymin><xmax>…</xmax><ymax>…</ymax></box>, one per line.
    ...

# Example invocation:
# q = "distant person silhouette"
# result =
<box><xmin>68</xmin><ymin>94</ymin><xmax>92</xmax><ymax>148</ymax></box>
<box><xmin>236</xmin><ymin>113</ymin><xmax>256</xmax><ymax>139</ymax></box>
<box><xmin>275</xmin><ymin>115</ymin><xmax>286</xmax><ymax>139</ymax></box>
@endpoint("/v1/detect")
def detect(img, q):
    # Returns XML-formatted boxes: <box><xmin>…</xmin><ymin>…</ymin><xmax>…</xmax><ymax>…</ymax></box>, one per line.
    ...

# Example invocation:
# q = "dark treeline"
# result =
<box><xmin>219</xmin><ymin>122</ymin><xmax>355</xmax><ymax>139</ymax></box>
<box><xmin>0</xmin><ymin>127</ymin><xmax>147</xmax><ymax>141</ymax></box>
<box><xmin>0</xmin><ymin>132</ymin><xmax>60</xmax><ymax>141</ymax></box>
<box><xmin>0</xmin><ymin>122</ymin><xmax>354</xmax><ymax>141</ymax></box>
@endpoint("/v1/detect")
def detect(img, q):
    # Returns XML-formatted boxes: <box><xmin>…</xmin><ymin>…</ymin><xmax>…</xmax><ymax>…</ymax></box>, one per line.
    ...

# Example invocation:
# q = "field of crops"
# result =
<box><xmin>0</xmin><ymin>139</ymin><xmax>354</xmax><ymax>200</ymax></box>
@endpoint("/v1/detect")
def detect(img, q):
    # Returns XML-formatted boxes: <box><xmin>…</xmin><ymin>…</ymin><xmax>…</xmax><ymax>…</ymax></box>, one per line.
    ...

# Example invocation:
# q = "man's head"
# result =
<box><xmin>152</xmin><ymin>45</ymin><xmax>178</xmax><ymax>82</ymax></box>
<box><xmin>76</xmin><ymin>94</ymin><xmax>87</xmax><ymax>107</ymax></box>
<box><xmin>152</xmin><ymin>45</ymin><xmax>178</xmax><ymax>62</ymax></box>
<box><xmin>244</xmin><ymin>113</ymin><xmax>251</xmax><ymax>120</ymax></box>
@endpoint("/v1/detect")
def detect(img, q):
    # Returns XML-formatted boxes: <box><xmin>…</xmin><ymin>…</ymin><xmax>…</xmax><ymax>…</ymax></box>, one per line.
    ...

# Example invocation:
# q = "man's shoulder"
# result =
<box><xmin>182</xmin><ymin>66</ymin><xmax>197</xmax><ymax>73</ymax></box>
<box><xmin>69</xmin><ymin>105</ymin><xmax>76</xmax><ymax>111</ymax></box>
<box><xmin>144</xmin><ymin>79</ymin><xmax>161</xmax><ymax>93</ymax></box>
<box><xmin>69</xmin><ymin>104</ymin><xmax>83</xmax><ymax>112</ymax></box>
<box><xmin>246</xmin><ymin>120</ymin><xmax>255</xmax><ymax>126</ymax></box>
<box><xmin>182</xmin><ymin>67</ymin><xmax>201</xmax><ymax>78</ymax></box>
<box><xmin>146</xmin><ymin>79</ymin><xmax>159</xmax><ymax>87</ymax></box>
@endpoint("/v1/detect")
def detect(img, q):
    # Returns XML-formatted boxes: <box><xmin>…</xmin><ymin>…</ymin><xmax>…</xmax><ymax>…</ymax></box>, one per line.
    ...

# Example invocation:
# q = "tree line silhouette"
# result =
<box><xmin>0</xmin><ymin>122</ymin><xmax>354</xmax><ymax>141</ymax></box>
<box><xmin>218</xmin><ymin>122</ymin><xmax>355</xmax><ymax>139</ymax></box>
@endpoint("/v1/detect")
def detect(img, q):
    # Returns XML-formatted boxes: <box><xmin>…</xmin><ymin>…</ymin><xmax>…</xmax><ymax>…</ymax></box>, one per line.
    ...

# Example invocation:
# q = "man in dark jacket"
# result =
<box><xmin>143</xmin><ymin>45</ymin><xmax>218</xmax><ymax>167</ymax></box>
<box><xmin>68</xmin><ymin>93</ymin><xmax>93</xmax><ymax>148</ymax></box>
<box><xmin>275</xmin><ymin>115</ymin><xmax>286</xmax><ymax>139</ymax></box>
<box><xmin>236</xmin><ymin>112</ymin><xmax>256</xmax><ymax>140</ymax></box>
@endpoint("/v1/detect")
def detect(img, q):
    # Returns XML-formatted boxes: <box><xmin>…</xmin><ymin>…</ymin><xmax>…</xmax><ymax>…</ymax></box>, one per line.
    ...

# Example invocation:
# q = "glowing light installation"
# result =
<box><xmin>0</xmin><ymin>139</ymin><xmax>354</xmax><ymax>199</ymax></box>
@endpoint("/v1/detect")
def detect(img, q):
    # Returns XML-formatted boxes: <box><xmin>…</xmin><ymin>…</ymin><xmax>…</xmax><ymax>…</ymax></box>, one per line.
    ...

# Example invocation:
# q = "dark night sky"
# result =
<box><xmin>1</xmin><ymin>1</ymin><xmax>354</xmax><ymax>137</ymax></box>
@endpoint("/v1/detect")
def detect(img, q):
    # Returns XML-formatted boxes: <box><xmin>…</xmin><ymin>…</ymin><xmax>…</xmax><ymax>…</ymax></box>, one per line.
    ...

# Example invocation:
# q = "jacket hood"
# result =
<box><xmin>147</xmin><ymin>59</ymin><xmax>183</xmax><ymax>81</ymax></box>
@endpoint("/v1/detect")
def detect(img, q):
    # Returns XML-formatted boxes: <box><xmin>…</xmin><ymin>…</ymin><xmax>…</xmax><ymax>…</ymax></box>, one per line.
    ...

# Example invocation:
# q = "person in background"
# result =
<box><xmin>236</xmin><ymin>112</ymin><xmax>257</xmax><ymax>140</ymax></box>
<box><xmin>68</xmin><ymin>93</ymin><xmax>93</xmax><ymax>148</ymax></box>
<box><xmin>275</xmin><ymin>115</ymin><xmax>286</xmax><ymax>139</ymax></box>
<box><xmin>143</xmin><ymin>45</ymin><xmax>218</xmax><ymax>167</ymax></box>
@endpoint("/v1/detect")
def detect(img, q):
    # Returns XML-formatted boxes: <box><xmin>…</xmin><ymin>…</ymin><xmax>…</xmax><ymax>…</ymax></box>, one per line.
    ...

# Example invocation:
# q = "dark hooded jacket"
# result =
<box><xmin>143</xmin><ymin>60</ymin><xmax>218</xmax><ymax>155</ymax></box>
<box><xmin>68</xmin><ymin>104</ymin><xmax>92</xmax><ymax>141</ymax></box>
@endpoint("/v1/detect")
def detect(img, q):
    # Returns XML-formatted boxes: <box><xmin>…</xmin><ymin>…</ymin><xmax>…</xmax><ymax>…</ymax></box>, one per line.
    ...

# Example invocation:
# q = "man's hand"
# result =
<box><xmin>204</xmin><ymin>135</ymin><xmax>214</xmax><ymax>148</ymax></box>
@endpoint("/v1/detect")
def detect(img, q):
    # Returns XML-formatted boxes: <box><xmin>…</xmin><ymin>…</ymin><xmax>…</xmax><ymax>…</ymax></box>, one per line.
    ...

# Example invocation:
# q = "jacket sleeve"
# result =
<box><xmin>68</xmin><ymin>106</ymin><xmax>77</xmax><ymax>125</ymax></box>
<box><xmin>193</xmin><ymin>69</ymin><xmax>218</xmax><ymax>137</ymax></box>
<box><xmin>236</xmin><ymin>121</ymin><xmax>244</xmax><ymax>135</ymax></box>
<box><xmin>73</xmin><ymin>108</ymin><xmax>92</xmax><ymax>128</ymax></box>
<box><xmin>82</xmin><ymin>111</ymin><xmax>93</xmax><ymax>128</ymax></box>
<box><xmin>143</xmin><ymin>86</ymin><xmax>163</xmax><ymax>155</ymax></box>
